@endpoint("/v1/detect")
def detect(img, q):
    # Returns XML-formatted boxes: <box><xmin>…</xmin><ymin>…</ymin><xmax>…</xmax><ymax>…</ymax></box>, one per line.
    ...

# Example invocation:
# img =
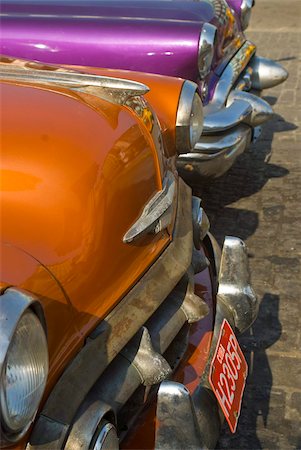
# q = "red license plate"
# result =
<box><xmin>209</xmin><ymin>319</ymin><xmax>248</xmax><ymax>433</ymax></box>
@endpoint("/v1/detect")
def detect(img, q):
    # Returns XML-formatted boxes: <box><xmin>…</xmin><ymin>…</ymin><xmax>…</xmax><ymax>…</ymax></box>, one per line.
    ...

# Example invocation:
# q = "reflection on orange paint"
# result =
<box><xmin>1</xmin><ymin>63</ymin><xmax>184</xmax><ymax>450</ymax></box>
<box><xmin>64</xmin><ymin>64</ymin><xmax>183</xmax><ymax>158</ymax></box>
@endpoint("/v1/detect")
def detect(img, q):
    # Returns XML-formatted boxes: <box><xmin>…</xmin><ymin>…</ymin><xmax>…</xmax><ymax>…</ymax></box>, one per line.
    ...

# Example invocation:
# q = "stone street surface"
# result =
<box><xmin>200</xmin><ymin>1</ymin><xmax>301</xmax><ymax>448</ymax></box>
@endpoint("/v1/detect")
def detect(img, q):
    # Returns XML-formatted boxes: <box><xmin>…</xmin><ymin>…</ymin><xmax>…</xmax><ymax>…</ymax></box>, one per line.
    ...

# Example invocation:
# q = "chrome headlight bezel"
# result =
<box><xmin>0</xmin><ymin>288</ymin><xmax>48</xmax><ymax>445</ymax></box>
<box><xmin>175</xmin><ymin>80</ymin><xmax>203</xmax><ymax>154</ymax></box>
<box><xmin>198</xmin><ymin>23</ymin><xmax>217</xmax><ymax>79</ymax></box>
<box><xmin>241</xmin><ymin>0</ymin><xmax>254</xmax><ymax>31</ymax></box>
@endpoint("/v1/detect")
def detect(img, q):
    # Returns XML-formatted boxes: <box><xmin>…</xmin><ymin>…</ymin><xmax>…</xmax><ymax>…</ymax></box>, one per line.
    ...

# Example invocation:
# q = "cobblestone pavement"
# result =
<box><xmin>200</xmin><ymin>1</ymin><xmax>301</xmax><ymax>448</ymax></box>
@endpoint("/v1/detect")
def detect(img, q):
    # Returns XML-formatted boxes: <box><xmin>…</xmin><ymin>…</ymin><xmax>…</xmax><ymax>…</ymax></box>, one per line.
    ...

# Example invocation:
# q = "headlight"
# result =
<box><xmin>198</xmin><ymin>23</ymin><xmax>217</xmax><ymax>79</ymax></box>
<box><xmin>176</xmin><ymin>80</ymin><xmax>203</xmax><ymax>154</ymax></box>
<box><xmin>0</xmin><ymin>289</ymin><xmax>48</xmax><ymax>444</ymax></box>
<box><xmin>241</xmin><ymin>0</ymin><xmax>254</xmax><ymax>30</ymax></box>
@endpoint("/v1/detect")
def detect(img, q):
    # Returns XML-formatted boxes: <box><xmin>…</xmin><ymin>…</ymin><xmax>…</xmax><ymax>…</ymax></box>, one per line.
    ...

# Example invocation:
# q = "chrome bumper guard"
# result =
<box><xmin>155</xmin><ymin>236</ymin><xmax>258</xmax><ymax>450</ymax></box>
<box><xmin>177</xmin><ymin>41</ymin><xmax>288</xmax><ymax>181</ymax></box>
<box><xmin>26</xmin><ymin>181</ymin><xmax>210</xmax><ymax>450</ymax></box>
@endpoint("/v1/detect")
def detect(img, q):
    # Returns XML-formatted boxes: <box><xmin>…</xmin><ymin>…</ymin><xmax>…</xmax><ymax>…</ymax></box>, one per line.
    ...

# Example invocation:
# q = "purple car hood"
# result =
<box><xmin>0</xmin><ymin>0</ymin><xmax>243</xmax><ymax>83</ymax></box>
<box><xmin>1</xmin><ymin>0</ymin><xmax>216</xmax><ymax>22</ymax></box>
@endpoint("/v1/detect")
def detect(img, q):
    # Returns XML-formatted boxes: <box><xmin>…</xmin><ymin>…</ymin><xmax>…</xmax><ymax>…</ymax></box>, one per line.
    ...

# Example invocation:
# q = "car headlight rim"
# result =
<box><xmin>176</xmin><ymin>80</ymin><xmax>203</xmax><ymax>154</ymax></box>
<box><xmin>241</xmin><ymin>0</ymin><xmax>254</xmax><ymax>30</ymax></box>
<box><xmin>0</xmin><ymin>289</ymin><xmax>49</xmax><ymax>443</ymax></box>
<box><xmin>198</xmin><ymin>23</ymin><xmax>217</xmax><ymax>79</ymax></box>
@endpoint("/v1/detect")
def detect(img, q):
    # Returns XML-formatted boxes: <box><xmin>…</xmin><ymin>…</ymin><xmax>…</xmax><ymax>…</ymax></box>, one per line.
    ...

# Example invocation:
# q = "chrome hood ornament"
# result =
<box><xmin>123</xmin><ymin>171</ymin><xmax>176</xmax><ymax>244</ymax></box>
<box><xmin>0</xmin><ymin>56</ymin><xmax>149</xmax><ymax>105</ymax></box>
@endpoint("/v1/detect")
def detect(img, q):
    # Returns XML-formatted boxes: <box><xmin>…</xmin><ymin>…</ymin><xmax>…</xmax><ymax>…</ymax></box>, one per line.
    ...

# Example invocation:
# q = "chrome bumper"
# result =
<box><xmin>155</xmin><ymin>235</ymin><xmax>258</xmax><ymax>449</ymax></box>
<box><xmin>177</xmin><ymin>41</ymin><xmax>288</xmax><ymax>182</ymax></box>
<box><xmin>26</xmin><ymin>181</ymin><xmax>210</xmax><ymax>450</ymax></box>
<box><xmin>177</xmin><ymin>124</ymin><xmax>252</xmax><ymax>180</ymax></box>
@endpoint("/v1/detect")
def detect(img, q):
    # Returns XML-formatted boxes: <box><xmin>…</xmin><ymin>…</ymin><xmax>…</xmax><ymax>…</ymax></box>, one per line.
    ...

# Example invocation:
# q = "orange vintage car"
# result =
<box><xmin>0</xmin><ymin>56</ymin><xmax>258</xmax><ymax>449</ymax></box>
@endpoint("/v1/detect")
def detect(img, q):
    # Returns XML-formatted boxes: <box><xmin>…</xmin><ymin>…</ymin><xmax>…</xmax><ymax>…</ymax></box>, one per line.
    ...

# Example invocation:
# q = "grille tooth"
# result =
<box><xmin>121</xmin><ymin>327</ymin><xmax>172</xmax><ymax>386</ymax></box>
<box><xmin>179</xmin><ymin>268</ymin><xmax>209</xmax><ymax>323</ymax></box>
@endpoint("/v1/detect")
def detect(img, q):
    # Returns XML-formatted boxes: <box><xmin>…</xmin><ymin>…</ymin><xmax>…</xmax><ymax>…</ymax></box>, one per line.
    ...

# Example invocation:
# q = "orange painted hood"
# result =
<box><xmin>65</xmin><ymin>65</ymin><xmax>186</xmax><ymax>158</ymax></box>
<box><xmin>1</xmin><ymin>79</ymin><xmax>173</xmax><ymax>334</ymax></box>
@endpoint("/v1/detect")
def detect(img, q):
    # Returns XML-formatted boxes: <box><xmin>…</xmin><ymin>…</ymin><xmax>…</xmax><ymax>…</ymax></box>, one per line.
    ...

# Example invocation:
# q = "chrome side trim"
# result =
<box><xmin>123</xmin><ymin>171</ymin><xmax>176</xmax><ymax>243</ymax></box>
<box><xmin>207</xmin><ymin>40</ymin><xmax>256</xmax><ymax>110</ymax></box>
<box><xmin>198</xmin><ymin>23</ymin><xmax>217</xmax><ymax>79</ymax></box>
<box><xmin>249</xmin><ymin>55</ymin><xmax>289</xmax><ymax>90</ymax></box>
<box><xmin>0</xmin><ymin>56</ymin><xmax>149</xmax><ymax>105</ymax></box>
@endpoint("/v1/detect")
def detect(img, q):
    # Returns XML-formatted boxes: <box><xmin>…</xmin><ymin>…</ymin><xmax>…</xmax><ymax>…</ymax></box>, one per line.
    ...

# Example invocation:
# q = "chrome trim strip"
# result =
<box><xmin>123</xmin><ymin>171</ymin><xmax>176</xmax><ymax>244</ymax></box>
<box><xmin>198</xmin><ymin>23</ymin><xmax>217</xmax><ymax>79</ymax></box>
<box><xmin>0</xmin><ymin>12</ymin><xmax>200</xmax><ymax>24</ymax></box>
<box><xmin>0</xmin><ymin>56</ymin><xmax>149</xmax><ymax>105</ymax></box>
<box><xmin>206</xmin><ymin>40</ymin><xmax>256</xmax><ymax>110</ymax></box>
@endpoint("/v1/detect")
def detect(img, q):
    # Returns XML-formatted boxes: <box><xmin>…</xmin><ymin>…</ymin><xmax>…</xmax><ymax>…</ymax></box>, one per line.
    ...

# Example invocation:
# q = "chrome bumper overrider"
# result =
<box><xmin>177</xmin><ymin>124</ymin><xmax>252</xmax><ymax>180</ymax></box>
<box><xmin>155</xmin><ymin>236</ymin><xmax>258</xmax><ymax>449</ymax></box>
<box><xmin>177</xmin><ymin>41</ymin><xmax>288</xmax><ymax>181</ymax></box>
<box><xmin>249</xmin><ymin>55</ymin><xmax>289</xmax><ymax>90</ymax></box>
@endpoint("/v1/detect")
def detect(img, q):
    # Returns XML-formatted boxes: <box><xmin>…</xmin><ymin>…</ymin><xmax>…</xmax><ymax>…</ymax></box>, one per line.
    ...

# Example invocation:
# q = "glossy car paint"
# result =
<box><xmin>0</xmin><ymin>57</ymin><xmax>220</xmax><ymax>447</ymax></box>
<box><xmin>1</xmin><ymin>0</ymin><xmax>215</xmax><ymax>22</ymax></box>
<box><xmin>226</xmin><ymin>0</ymin><xmax>243</xmax><ymax>17</ymax></box>
<box><xmin>0</xmin><ymin>0</ymin><xmax>244</xmax><ymax>103</ymax></box>
<box><xmin>1</xmin><ymin>70</ymin><xmax>186</xmax><ymax>405</ymax></box>
<box><xmin>65</xmin><ymin>65</ymin><xmax>184</xmax><ymax>158</ymax></box>
<box><xmin>1</xmin><ymin>14</ymin><xmax>202</xmax><ymax>81</ymax></box>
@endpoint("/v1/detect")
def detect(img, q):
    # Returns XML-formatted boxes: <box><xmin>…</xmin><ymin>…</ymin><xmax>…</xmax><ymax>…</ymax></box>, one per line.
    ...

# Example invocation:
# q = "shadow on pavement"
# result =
<box><xmin>201</xmin><ymin>95</ymin><xmax>298</xmax><ymax>448</ymax></box>
<box><xmin>217</xmin><ymin>293</ymin><xmax>282</xmax><ymax>450</ymax></box>
<box><xmin>197</xmin><ymin>99</ymin><xmax>297</xmax><ymax>245</ymax></box>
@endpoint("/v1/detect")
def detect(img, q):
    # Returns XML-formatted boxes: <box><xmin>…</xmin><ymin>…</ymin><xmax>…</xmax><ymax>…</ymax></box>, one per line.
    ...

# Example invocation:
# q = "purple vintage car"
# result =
<box><xmin>0</xmin><ymin>0</ymin><xmax>288</xmax><ymax>182</ymax></box>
